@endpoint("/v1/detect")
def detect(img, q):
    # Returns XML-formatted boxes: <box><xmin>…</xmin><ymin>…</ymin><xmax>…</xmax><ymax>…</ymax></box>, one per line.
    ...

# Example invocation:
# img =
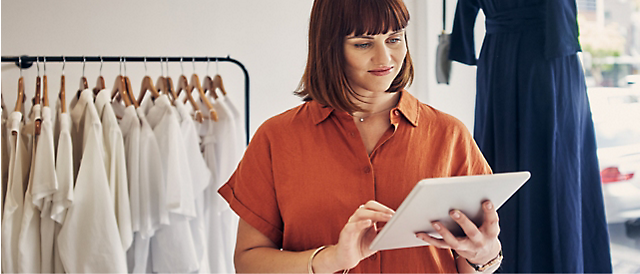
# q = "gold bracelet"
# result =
<box><xmin>308</xmin><ymin>246</ymin><xmax>327</xmax><ymax>274</ymax></box>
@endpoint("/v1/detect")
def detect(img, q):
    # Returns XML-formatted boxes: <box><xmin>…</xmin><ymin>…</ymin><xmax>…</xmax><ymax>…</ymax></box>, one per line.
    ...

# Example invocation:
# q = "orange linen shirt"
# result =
<box><xmin>219</xmin><ymin>90</ymin><xmax>492</xmax><ymax>273</ymax></box>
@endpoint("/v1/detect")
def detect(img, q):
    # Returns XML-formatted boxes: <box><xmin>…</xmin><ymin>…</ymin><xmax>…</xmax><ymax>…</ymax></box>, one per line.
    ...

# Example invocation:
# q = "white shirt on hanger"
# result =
<box><xmin>2</xmin><ymin>101</ymin><xmax>9</xmax><ymax>219</ymax></box>
<box><xmin>57</xmin><ymin>89</ymin><xmax>127</xmax><ymax>273</ymax></box>
<box><xmin>1</xmin><ymin>111</ymin><xmax>29</xmax><ymax>274</ymax></box>
<box><xmin>52</xmin><ymin>99</ymin><xmax>74</xmax><ymax>274</ymax></box>
<box><xmin>28</xmin><ymin>106</ymin><xmax>59</xmax><ymax>273</ymax></box>
<box><xmin>95</xmin><ymin>90</ymin><xmax>133</xmax><ymax>251</ymax></box>
<box><xmin>175</xmin><ymin>100</ymin><xmax>212</xmax><ymax>273</ymax></box>
<box><xmin>146</xmin><ymin>94</ymin><xmax>199</xmax><ymax>273</ymax></box>
<box><xmin>117</xmin><ymin>105</ymin><xmax>141</xmax><ymax>235</ymax></box>
<box><xmin>127</xmin><ymin>106</ymin><xmax>168</xmax><ymax>273</ymax></box>
<box><xmin>17</xmin><ymin>105</ymin><xmax>42</xmax><ymax>273</ymax></box>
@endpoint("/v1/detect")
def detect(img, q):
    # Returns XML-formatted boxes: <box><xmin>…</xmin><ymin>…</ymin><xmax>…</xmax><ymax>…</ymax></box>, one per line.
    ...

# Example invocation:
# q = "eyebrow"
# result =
<box><xmin>346</xmin><ymin>29</ymin><xmax>405</xmax><ymax>40</ymax></box>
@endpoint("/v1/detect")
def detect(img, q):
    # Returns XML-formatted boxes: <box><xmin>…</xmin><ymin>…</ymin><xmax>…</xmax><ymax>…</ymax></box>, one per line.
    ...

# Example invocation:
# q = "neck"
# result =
<box><xmin>350</xmin><ymin>89</ymin><xmax>401</xmax><ymax>116</ymax></box>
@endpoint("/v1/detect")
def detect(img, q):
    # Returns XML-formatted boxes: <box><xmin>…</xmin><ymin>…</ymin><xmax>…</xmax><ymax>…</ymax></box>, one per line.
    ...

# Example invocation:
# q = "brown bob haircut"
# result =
<box><xmin>295</xmin><ymin>0</ymin><xmax>414</xmax><ymax>113</ymax></box>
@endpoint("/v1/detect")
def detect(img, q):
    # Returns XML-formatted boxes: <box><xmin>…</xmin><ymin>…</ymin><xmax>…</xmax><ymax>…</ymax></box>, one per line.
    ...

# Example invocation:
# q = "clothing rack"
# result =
<box><xmin>1</xmin><ymin>55</ymin><xmax>250</xmax><ymax>145</ymax></box>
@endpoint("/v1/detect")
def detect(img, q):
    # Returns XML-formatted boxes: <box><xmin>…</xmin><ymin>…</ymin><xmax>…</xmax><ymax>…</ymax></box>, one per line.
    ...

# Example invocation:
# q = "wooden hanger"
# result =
<box><xmin>202</xmin><ymin>75</ymin><xmax>218</xmax><ymax>100</ymax></box>
<box><xmin>176</xmin><ymin>74</ymin><xmax>204</xmax><ymax>122</ymax></box>
<box><xmin>12</xmin><ymin>59</ymin><xmax>25</xmax><ymax>135</ymax></box>
<box><xmin>59</xmin><ymin>57</ymin><xmax>67</xmax><ymax>113</ymax></box>
<box><xmin>156</xmin><ymin>76</ymin><xmax>167</xmax><ymax>96</ymax></box>
<box><xmin>124</xmin><ymin>76</ymin><xmax>139</xmax><ymax>108</ymax></box>
<box><xmin>189</xmin><ymin>63</ymin><xmax>218</xmax><ymax>121</ymax></box>
<box><xmin>110</xmin><ymin>58</ymin><xmax>132</xmax><ymax>107</ymax></box>
<box><xmin>164</xmin><ymin>70</ymin><xmax>178</xmax><ymax>104</ymax></box>
<box><xmin>34</xmin><ymin>72</ymin><xmax>42</xmax><ymax>135</ymax></box>
<box><xmin>111</xmin><ymin>75</ymin><xmax>132</xmax><ymax>107</ymax></box>
<box><xmin>93</xmin><ymin>56</ymin><xmax>106</xmax><ymax>95</ymax></box>
<box><xmin>15</xmin><ymin>77</ymin><xmax>25</xmax><ymax>113</ymax></box>
<box><xmin>138</xmin><ymin>76</ymin><xmax>160</xmax><ymax>106</ymax></box>
<box><xmin>212</xmin><ymin>74</ymin><xmax>227</xmax><ymax>96</ymax></box>
<box><xmin>42</xmin><ymin>57</ymin><xmax>49</xmax><ymax>107</ymax></box>
<box><xmin>138</xmin><ymin>57</ymin><xmax>160</xmax><ymax>106</ymax></box>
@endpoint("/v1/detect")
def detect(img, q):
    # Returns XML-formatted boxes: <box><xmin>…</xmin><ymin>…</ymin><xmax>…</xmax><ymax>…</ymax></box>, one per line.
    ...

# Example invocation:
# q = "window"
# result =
<box><xmin>578</xmin><ymin>0</ymin><xmax>640</xmax><ymax>272</ymax></box>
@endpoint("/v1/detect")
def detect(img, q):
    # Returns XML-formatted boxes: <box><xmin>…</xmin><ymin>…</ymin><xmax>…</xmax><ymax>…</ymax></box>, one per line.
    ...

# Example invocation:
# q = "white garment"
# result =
<box><xmin>57</xmin><ymin>89</ymin><xmax>127</xmax><ymax>273</ymax></box>
<box><xmin>223</xmin><ymin>96</ymin><xmax>247</xmax><ymax>152</ymax></box>
<box><xmin>201</xmin><ymin>97</ymin><xmax>242</xmax><ymax>274</ymax></box>
<box><xmin>29</xmin><ymin>106</ymin><xmax>59</xmax><ymax>273</ymax></box>
<box><xmin>1</xmin><ymin>111</ymin><xmax>29</xmax><ymax>273</ymax></box>
<box><xmin>17</xmin><ymin>105</ymin><xmax>42</xmax><ymax>273</ymax></box>
<box><xmin>146</xmin><ymin>95</ymin><xmax>199</xmax><ymax>273</ymax></box>
<box><xmin>52</xmin><ymin>100</ymin><xmax>74</xmax><ymax>274</ymax></box>
<box><xmin>117</xmin><ymin>105</ymin><xmax>141</xmax><ymax>235</ymax></box>
<box><xmin>2</xmin><ymin>102</ymin><xmax>9</xmax><ymax>218</ymax></box>
<box><xmin>0</xmin><ymin>103</ymin><xmax>5</xmax><ymax>272</ymax></box>
<box><xmin>95</xmin><ymin>90</ymin><xmax>133</xmax><ymax>251</ymax></box>
<box><xmin>175</xmin><ymin>100</ymin><xmax>212</xmax><ymax>273</ymax></box>
<box><xmin>129</xmin><ymin>107</ymin><xmax>167</xmax><ymax>273</ymax></box>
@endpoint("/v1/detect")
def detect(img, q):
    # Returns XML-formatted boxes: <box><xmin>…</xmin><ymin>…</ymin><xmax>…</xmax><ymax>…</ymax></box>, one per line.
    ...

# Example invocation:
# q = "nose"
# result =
<box><xmin>372</xmin><ymin>43</ymin><xmax>392</xmax><ymax>65</ymax></box>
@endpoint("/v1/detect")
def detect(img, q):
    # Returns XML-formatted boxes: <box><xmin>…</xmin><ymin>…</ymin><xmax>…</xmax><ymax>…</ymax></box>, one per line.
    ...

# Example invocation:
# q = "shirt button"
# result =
<box><xmin>394</xmin><ymin>110</ymin><xmax>400</xmax><ymax>116</ymax></box>
<box><xmin>350</xmin><ymin>132</ymin><xmax>356</xmax><ymax>137</ymax></box>
<box><xmin>370</xmin><ymin>253</ymin><xmax>378</xmax><ymax>260</ymax></box>
<box><xmin>363</xmin><ymin>167</ymin><xmax>371</xmax><ymax>174</ymax></box>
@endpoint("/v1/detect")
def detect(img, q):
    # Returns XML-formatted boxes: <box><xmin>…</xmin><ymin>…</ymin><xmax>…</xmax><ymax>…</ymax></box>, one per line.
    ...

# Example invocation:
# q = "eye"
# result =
<box><xmin>388</xmin><ymin>37</ymin><xmax>402</xmax><ymax>44</ymax></box>
<box><xmin>355</xmin><ymin>43</ymin><xmax>371</xmax><ymax>49</ymax></box>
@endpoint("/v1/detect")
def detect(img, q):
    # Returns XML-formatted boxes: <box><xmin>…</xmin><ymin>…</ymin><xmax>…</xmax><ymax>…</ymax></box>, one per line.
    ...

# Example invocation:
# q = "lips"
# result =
<box><xmin>368</xmin><ymin>66</ymin><xmax>393</xmax><ymax>76</ymax></box>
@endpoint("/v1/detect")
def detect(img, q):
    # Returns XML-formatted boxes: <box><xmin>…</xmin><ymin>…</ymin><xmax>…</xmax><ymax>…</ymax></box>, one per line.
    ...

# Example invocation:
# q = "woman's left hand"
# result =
<box><xmin>415</xmin><ymin>200</ymin><xmax>501</xmax><ymax>265</ymax></box>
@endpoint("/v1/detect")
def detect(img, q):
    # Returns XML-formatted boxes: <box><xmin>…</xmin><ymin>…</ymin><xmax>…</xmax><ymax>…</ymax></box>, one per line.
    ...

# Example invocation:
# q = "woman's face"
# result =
<box><xmin>343</xmin><ymin>29</ymin><xmax>407</xmax><ymax>94</ymax></box>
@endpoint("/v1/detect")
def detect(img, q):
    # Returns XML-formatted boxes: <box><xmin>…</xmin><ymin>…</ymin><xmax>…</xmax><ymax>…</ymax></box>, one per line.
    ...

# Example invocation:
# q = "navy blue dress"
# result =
<box><xmin>449</xmin><ymin>0</ymin><xmax>613</xmax><ymax>272</ymax></box>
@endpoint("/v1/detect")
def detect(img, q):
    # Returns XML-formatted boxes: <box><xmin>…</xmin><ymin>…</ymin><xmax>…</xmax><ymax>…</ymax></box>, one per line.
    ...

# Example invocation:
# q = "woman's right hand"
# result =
<box><xmin>327</xmin><ymin>200</ymin><xmax>395</xmax><ymax>270</ymax></box>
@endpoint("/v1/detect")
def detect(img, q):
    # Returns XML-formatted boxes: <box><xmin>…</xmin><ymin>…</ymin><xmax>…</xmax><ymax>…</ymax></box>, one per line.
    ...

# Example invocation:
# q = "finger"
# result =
<box><xmin>349</xmin><ymin>207</ymin><xmax>393</xmax><ymax>223</ymax></box>
<box><xmin>430</xmin><ymin>221</ymin><xmax>467</xmax><ymax>250</ymax></box>
<box><xmin>415</xmin><ymin>232</ymin><xmax>451</xmax><ymax>249</ymax></box>
<box><xmin>363</xmin><ymin>200</ymin><xmax>396</xmax><ymax>215</ymax></box>
<box><xmin>480</xmin><ymin>200</ymin><xmax>500</xmax><ymax>238</ymax></box>
<box><xmin>343</xmin><ymin>219</ymin><xmax>373</xmax><ymax>235</ymax></box>
<box><xmin>449</xmin><ymin>210</ymin><xmax>483</xmax><ymax>244</ymax></box>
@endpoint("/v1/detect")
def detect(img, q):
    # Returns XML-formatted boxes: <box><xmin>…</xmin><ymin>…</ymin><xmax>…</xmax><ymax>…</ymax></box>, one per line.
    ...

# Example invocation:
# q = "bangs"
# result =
<box><xmin>341</xmin><ymin>0</ymin><xmax>410</xmax><ymax>36</ymax></box>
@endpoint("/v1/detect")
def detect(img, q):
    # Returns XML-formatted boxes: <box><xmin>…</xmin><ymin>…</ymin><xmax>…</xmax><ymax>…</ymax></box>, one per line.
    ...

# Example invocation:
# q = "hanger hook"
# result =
<box><xmin>160</xmin><ymin>57</ymin><xmax>165</xmax><ymax>77</ymax></box>
<box><xmin>36</xmin><ymin>56</ymin><xmax>41</xmax><ymax>77</ymax></box>
<box><xmin>61</xmin><ymin>56</ymin><xmax>65</xmax><ymax>76</ymax></box>
<box><xmin>216</xmin><ymin>58</ymin><xmax>219</xmax><ymax>74</ymax></box>
<box><xmin>166</xmin><ymin>56</ymin><xmax>170</xmax><ymax>76</ymax></box>
<box><xmin>144</xmin><ymin>56</ymin><xmax>148</xmax><ymax>75</ymax></box>
<box><xmin>192</xmin><ymin>57</ymin><xmax>196</xmax><ymax>74</ymax></box>
<box><xmin>123</xmin><ymin>57</ymin><xmax>127</xmax><ymax>76</ymax></box>
<box><xmin>18</xmin><ymin>57</ymin><xmax>23</xmax><ymax>77</ymax></box>
<box><xmin>180</xmin><ymin>56</ymin><xmax>184</xmax><ymax>75</ymax></box>
<box><xmin>119</xmin><ymin>56</ymin><xmax>123</xmax><ymax>75</ymax></box>
<box><xmin>43</xmin><ymin>56</ymin><xmax>47</xmax><ymax>75</ymax></box>
<box><xmin>207</xmin><ymin>57</ymin><xmax>210</xmax><ymax>76</ymax></box>
<box><xmin>99</xmin><ymin>56</ymin><xmax>104</xmax><ymax>76</ymax></box>
<box><xmin>82</xmin><ymin>55</ymin><xmax>86</xmax><ymax>78</ymax></box>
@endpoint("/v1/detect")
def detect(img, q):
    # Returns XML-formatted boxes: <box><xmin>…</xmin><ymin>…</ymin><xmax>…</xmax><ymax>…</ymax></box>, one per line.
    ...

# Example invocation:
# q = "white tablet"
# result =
<box><xmin>369</xmin><ymin>171</ymin><xmax>531</xmax><ymax>251</ymax></box>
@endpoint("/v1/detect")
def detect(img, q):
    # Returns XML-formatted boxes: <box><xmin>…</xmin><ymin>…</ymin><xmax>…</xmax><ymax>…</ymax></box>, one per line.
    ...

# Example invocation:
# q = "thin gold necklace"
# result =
<box><xmin>350</xmin><ymin>106</ymin><xmax>395</xmax><ymax>122</ymax></box>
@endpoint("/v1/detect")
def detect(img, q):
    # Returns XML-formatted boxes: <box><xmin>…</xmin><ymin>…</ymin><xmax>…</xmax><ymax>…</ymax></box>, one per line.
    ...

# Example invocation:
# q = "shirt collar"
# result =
<box><xmin>310</xmin><ymin>89</ymin><xmax>419</xmax><ymax>127</ymax></box>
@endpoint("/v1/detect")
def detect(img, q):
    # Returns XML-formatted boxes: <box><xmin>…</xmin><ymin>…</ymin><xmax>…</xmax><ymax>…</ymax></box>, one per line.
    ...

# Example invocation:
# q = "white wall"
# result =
<box><xmin>1</xmin><ymin>0</ymin><xmax>483</xmax><ymax>137</ymax></box>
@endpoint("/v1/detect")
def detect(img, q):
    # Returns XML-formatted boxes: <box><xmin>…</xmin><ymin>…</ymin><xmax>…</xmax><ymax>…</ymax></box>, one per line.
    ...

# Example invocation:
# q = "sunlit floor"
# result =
<box><xmin>609</xmin><ymin>222</ymin><xmax>640</xmax><ymax>273</ymax></box>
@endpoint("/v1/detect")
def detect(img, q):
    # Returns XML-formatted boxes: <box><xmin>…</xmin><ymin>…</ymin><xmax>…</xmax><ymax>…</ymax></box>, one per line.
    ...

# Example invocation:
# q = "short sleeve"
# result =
<box><xmin>218</xmin><ymin>123</ymin><xmax>283</xmax><ymax>246</ymax></box>
<box><xmin>449</xmin><ymin>0</ymin><xmax>480</xmax><ymax>66</ymax></box>
<box><xmin>450</xmin><ymin>119</ymin><xmax>492</xmax><ymax>176</ymax></box>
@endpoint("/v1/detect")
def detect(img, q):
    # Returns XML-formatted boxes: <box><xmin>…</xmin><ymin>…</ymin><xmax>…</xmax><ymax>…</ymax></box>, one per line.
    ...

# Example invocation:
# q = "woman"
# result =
<box><xmin>219</xmin><ymin>0</ymin><xmax>502</xmax><ymax>272</ymax></box>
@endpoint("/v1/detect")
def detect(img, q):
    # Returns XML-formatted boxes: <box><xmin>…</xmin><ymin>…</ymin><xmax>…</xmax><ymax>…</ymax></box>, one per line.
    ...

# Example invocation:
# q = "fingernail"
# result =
<box><xmin>433</xmin><ymin>223</ymin><xmax>441</xmax><ymax>230</ymax></box>
<box><xmin>452</xmin><ymin>211</ymin><xmax>461</xmax><ymax>219</ymax></box>
<box><xmin>486</xmin><ymin>202</ymin><xmax>493</xmax><ymax>210</ymax></box>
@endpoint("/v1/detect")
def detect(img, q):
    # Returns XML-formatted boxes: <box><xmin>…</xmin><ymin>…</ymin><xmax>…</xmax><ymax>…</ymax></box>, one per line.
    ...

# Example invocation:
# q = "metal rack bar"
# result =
<box><xmin>1</xmin><ymin>55</ymin><xmax>250</xmax><ymax>144</ymax></box>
